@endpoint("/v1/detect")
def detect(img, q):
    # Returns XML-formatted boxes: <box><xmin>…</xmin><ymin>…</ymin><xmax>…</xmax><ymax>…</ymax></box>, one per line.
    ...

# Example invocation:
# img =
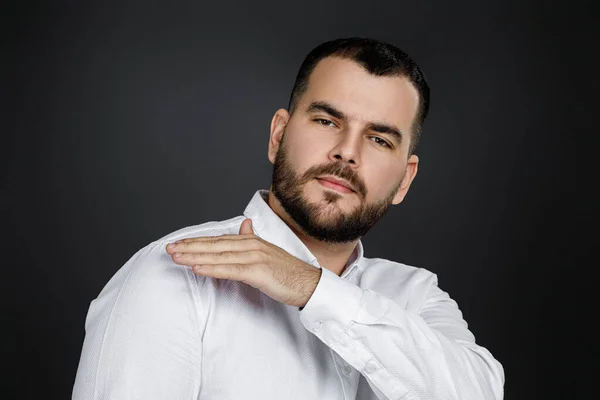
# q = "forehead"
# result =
<box><xmin>300</xmin><ymin>56</ymin><xmax>419</xmax><ymax>133</ymax></box>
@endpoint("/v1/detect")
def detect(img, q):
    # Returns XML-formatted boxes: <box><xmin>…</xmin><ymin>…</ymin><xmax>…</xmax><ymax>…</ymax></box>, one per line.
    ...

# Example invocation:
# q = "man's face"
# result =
<box><xmin>268</xmin><ymin>56</ymin><xmax>420</xmax><ymax>244</ymax></box>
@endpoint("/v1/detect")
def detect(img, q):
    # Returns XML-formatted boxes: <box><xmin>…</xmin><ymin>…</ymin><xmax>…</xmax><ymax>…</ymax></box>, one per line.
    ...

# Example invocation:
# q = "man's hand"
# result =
<box><xmin>165</xmin><ymin>218</ymin><xmax>322</xmax><ymax>308</ymax></box>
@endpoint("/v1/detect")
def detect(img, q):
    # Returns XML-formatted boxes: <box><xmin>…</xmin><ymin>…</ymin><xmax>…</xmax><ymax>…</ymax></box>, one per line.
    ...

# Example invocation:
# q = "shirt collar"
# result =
<box><xmin>243</xmin><ymin>189</ymin><xmax>364</xmax><ymax>273</ymax></box>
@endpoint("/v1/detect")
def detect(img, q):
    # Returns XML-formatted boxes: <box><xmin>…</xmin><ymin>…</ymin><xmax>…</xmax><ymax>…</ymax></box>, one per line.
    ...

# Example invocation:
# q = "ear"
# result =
<box><xmin>268</xmin><ymin>109</ymin><xmax>290</xmax><ymax>164</ymax></box>
<box><xmin>391</xmin><ymin>154</ymin><xmax>419</xmax><ymax>205</ymax></box>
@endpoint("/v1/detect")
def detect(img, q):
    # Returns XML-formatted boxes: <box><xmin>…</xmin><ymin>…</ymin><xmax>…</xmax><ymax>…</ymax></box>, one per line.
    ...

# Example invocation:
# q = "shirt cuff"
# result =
<box><xmin>299</xmin><ymin>267</ymin><xmax>363</xmax><ymax>334</ymax></box>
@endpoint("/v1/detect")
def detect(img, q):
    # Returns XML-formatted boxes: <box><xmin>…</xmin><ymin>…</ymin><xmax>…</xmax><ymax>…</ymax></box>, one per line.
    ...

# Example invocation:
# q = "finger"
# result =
<box><xmin>191</xmin><ymin>263</ymin><xmax>248</xmax><ymax>282</ymax></box>
<box><xmin>239</xmin><ymin>218</ymin><xmax>253</xmax><ymax>235</ymax></box>
<box><xmin>166</xmin><ymin>236</ymin><xmax>258</xmax><ymax>255</ymax></box>
<box><xmin>177</xmin><ymin>233</ymin><xmax>254</xmax><ymax>243</ymax></box>
<box><xmin>172</xmin><ymin>249</ymin><xmax>262</xmax><ymax>267</ymax></box>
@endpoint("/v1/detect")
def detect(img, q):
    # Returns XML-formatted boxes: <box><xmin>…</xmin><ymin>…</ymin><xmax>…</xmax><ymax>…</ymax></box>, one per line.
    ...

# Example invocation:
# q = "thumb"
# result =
<box><xmin>239</xmin><ymin>218</ymin><xmax>253</xmax><ymax>235</ymax></box>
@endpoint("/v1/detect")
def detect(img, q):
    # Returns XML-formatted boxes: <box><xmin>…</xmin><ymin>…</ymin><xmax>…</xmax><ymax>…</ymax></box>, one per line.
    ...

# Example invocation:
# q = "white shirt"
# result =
<box><xmin>72</xmin><ymin>189</ymin><xmax>504</xmax><ymax>400</ymax></box>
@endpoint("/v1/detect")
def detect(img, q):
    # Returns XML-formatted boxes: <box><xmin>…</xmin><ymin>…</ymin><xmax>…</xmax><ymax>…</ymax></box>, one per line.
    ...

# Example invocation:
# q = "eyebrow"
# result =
<box><xmin>306</xmin><ymin>101</ymin><xmax>404</xmax><ymax>145</ymax></box>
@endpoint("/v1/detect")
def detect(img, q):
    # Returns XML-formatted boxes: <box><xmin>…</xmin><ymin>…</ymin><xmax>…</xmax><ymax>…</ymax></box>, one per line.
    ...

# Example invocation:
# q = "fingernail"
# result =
<box><xmin>167</xmin><ymin>243</ymin><xmax>176</xmax><ymax>249</ymax></box>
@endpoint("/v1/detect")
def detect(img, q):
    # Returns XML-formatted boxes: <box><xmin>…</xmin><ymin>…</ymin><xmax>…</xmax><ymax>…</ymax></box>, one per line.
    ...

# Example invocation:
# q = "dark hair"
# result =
<box><xmin>287</xmin><ymin>37</ymin><xmax>430</xmax><ymax>155</ymax></box>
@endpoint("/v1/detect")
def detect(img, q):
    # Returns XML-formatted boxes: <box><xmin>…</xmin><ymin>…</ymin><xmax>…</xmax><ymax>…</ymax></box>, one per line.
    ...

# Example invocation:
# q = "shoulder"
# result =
<box><xmin>151</xmin><ymin>215</ymin><xmax>247</xmax><ymax>245</ymax></box>
<box><xmin>103</xmin><ymin>215</ymin><xmax>246</xmax><ymax>288</ymax></box>
<box><xmin>86</xmin><ymin>215</ymin><xmax>247</xmax><ymax>327</ymax></box>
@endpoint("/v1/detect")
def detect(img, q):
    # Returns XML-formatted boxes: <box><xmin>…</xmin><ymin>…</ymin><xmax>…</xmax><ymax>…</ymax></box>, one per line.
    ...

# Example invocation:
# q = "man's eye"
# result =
<box><xmin>314</xmin><ymin>118</ymin><xmax>336</xmax><ymax>127</ymax></box>
<box><xmin>370</xmin><ymin>137</ymin><xmax>391</xmax><ymax>148</ymax></box>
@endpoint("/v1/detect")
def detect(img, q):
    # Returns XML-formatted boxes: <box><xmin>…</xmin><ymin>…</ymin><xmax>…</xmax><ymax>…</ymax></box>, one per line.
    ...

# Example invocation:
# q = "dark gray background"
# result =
<box><xmin>3</xmin><ymin>0</ymin><xmax>586</xmax><ymax>399</ymax></box>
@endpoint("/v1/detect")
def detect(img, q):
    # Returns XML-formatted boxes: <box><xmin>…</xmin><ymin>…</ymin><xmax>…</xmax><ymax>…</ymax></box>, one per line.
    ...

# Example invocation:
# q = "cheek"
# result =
<box><xmin>363</xmin><ymin>159</ymin><xmax>404</xmax><ymax>195</ymax></box>
<box><xmin>285</xmin><ymin>136</ymin><xmax>330</xmax><ymax>171</ymax></box>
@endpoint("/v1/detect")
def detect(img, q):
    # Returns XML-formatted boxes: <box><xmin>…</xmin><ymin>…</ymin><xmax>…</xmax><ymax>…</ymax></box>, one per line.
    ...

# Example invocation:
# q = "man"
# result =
<box><xmin>73</xmin><ymin>37</ymin><xmax>504</xmax><ymax>399</ymax></box>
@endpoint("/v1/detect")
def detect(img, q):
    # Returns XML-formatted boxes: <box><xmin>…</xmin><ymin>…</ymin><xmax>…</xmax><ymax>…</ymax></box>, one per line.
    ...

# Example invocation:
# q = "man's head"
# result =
<box><xmin>287</xmin><ymin>37</ymin><xmax>430</xmax><ymax>155</ymax></box>
<box><xmin>268</xmin><ymin>37</ymin><xmax>430</xmax><ymax>244</ymax></box>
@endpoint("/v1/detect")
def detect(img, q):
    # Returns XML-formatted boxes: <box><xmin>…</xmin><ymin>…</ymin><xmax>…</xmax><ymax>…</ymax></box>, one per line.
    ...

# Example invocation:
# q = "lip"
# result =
<box><xmin>316</xmin><ymin>176</ymin><xmax>355</xmax><ymax>193</ymax></box>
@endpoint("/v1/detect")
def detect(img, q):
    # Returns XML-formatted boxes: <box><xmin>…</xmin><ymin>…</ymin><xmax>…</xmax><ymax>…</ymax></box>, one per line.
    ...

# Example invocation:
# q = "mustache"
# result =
<box><xmin>301</xmin><ymin>162</ymin><xmax>365</xmax><ymax>195</ymax></box>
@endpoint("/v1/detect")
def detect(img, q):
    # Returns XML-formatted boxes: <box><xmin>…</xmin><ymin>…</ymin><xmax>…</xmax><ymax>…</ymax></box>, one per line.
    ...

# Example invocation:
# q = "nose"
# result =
<box><xmin>328</xmin><ymin>130</ymin><xmax>361</xmax><ymax>167</ymax></box>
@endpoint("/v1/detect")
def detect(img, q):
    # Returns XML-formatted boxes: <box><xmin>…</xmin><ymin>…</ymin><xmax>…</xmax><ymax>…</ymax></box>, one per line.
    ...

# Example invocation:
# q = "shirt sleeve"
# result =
<box><xmin>298</xmin><ymin>267</ymin><xmax>505</xmax><ymax>400</ymax></box>
<box><xmin>72</xmin><ymin>242</ymin><xmax>205</xmax><ymax>400</ymax></box>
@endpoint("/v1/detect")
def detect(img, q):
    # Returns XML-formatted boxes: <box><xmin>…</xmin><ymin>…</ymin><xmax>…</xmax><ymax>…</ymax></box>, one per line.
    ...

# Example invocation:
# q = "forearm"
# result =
<box><xmin>299</xmin><ymin>267</ymin><xmax>504</xmax><ymax>399</ymax></box>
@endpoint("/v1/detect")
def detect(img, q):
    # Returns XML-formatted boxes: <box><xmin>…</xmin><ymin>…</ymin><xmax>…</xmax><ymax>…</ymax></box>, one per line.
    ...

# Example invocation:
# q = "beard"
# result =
<box><xmin>271</xmin><ymin>135</ymin><xmax>402</xmax><ymax>244</ymax></box>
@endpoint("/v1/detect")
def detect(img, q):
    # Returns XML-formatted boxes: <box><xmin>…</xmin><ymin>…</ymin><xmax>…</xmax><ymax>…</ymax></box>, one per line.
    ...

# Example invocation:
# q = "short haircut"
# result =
<box><xmin>287</xmin><ymin>37</ymin><xmax>430</xmax><ymax>155</ymax></box>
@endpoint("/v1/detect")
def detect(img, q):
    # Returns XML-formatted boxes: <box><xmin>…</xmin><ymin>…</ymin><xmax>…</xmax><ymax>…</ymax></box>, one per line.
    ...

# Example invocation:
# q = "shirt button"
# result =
<box><xmin>342</xmin><ymin>365</ymin><xmax>352</xmax><ymax>376</ymax></box>
<box><xmin>365</xmin><ymin>361</ymin><xmax>379</xmax><ymax>374</ymax></box>
<box><xmin>314</xmin><ymin>321</ymin><xmax>323</xmax><ymax>332</ymax></box>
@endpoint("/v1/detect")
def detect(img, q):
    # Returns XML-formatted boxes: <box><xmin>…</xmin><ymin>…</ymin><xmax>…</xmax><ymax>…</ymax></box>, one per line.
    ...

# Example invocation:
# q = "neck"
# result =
<box><xmin>266</xmin><ymin>189</ymin><xmax>359</xmax><ymax>276</ymax></box>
